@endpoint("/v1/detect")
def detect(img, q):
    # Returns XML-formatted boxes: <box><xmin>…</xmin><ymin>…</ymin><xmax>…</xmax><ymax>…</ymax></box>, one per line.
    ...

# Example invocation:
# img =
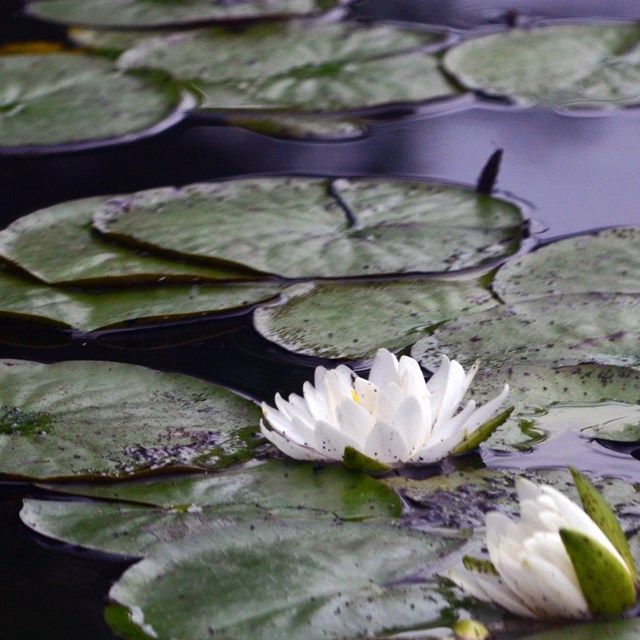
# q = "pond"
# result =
<box><xmin>1</xmin><ymin>1</ymin><xmax>640</xmax><ymax>639</ymax></box>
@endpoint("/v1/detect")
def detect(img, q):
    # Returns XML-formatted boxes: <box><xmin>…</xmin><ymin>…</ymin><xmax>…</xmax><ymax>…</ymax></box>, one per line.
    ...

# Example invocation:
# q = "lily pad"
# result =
<box><xmin>28</xmin><ymin>0</ymin><xmax>338</xmax><ymax>28</ymax></box>
<box><xmin>108</xmin><ymin>519</ymin><xmax>459</xmax><ymax>640</ymax></box>
<box><xmin>0</xmin><ymin>53</ymin><xmax>185</xmax><ymax>151</ymax></box>
<box><xmin>494</xmin><ymin>227</ymin><xmax>640</xmax><ymax>302</ymax></box>
<box><xmin>0</xmin><ymin>195</ymin><xmax>257</xmax><ymax>285</ymax></box>
<box><xmin>412</xmin><ymin>293</ymin><xmax>640</xmax><ymax>371</ymax></box>
<box><xmin>117</xmin><ymin>22</ymin><xmax>454</xmax><ymax>112</ymax></box>
<box><xmin>253</xmin><ymin>278</ymin><xmax>497</xmax><ymax>359</ymax></box>
<box><xmin>93</xmin><ymin>178</ymin><xmax>524</xmax><ymax>278</ymax></box>
<box><xmin>385</xmin><ymin>467</ymin><xmax>639</xmax><ymax>532</ymax></box>
<box><xmin>519</xmin><ymin>619</ymin><xmax>640</xmax><ymax>640</ymax></box>
<box><xmin>20</xmin><ymin>460</ymin><xmax>402</xmax><ymax>555</ymax></box>
<box><xmin>443</xmin><ymin>23</ymin><xmax>640</xmax><ymax>108</ymax></box>
<box><xmin>0</xmin><ymin>264</ymin><xmax>279</xmax><ymax>331</ymax></box>
<box><xmin>0</xmin><ymin>359</ymin><xmax>262</xmax><ymax>479</ymax></box>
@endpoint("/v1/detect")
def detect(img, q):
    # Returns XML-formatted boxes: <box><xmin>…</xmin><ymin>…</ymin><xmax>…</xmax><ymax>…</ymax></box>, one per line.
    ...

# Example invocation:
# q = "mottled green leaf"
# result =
<box><xmin>117</xmin><ymin>22</ymin><xmax>454</xmax><ymax>112</ymax></box>
<box><xmin>0</xmin><ymin>53</ymin><xmax>184</xmax><ymax>151</ymax></box>
<box><xmin>93</xmin><ymin>178</ymin><xmax>524</xmax><ymax>279</ymax></box>
<box><xmin>494</xmin><ymin>227</ymin><xmax>640</xmax><ymax>302</ymax></box>
<box><xmin>28</xmin><ymin>0</ymin><xmax>338</xmax><ymax>28</ymax></box>
<box><xmin>0</xmin><ymin>196</ymin><xmax>255</xmax><ymax>285</ymax></box>
<box><xmin>443</xmin><ymin>23</ymin><xmax>640</xmax><ymax>108</ymax></box>
<box><xmin>0</xmin><ymin>359</ymin><xmax>261</xmax><ymax>479</ymax></box>
<box><xmin>108</xmin><ymin>519</ymin><xmax>459</xmax><ymax>640</ymax></box>
<box><xmin>0</xmin><ymin>264</ymin><xmax>279</xmax><ymax>331</ymax></box>
<box><xmin>518</xmin><ymin>619</ymin><xmax>640</xmax><ymax>640</ymax></box>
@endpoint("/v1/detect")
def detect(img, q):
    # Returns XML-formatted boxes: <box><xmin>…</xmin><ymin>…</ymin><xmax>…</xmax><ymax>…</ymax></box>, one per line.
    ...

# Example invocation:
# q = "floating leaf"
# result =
<box><xmin>21</xmin><ymin>460</ymin><xmax>401</xmax><ymax>555</ymax></box>
<box><xmin>117</xmin><ymin>22</ymin><xmax>453</xmax><ymax>112</ymax></box>
<box><xmin>93</xmin><ymin>178</ymin><xmax>524</xmax><ymax>279</ymax></box>
<box><xmin>253</xmin><ymin>278</ymin><xmax>496</xmax><ymax>359</ymax></box>
<box><xmin>0</xmin><ymin>265</ymin><xmax>279</xmax><ymax>331</ymax></box>
<box><xmin>28</xmin><ymin>0</ymin><xmax>339</xmax><ymax>28</ymax></box>
<box><xmin>0</xmin><ymin>359</ymin><xmax>262</xmax><ymax>479</ymax></box>
<box><xmin>0</xmin><ymin>196</ymin><xmax>255</xmax><ymax>285</ymax></box>
<box><xmin>443</xmin><ymin>23</ymin><xmax>640</xmax><ymax>108</ymax></box>
<box><xmin>412</xmin><ymin>293</ymin><xmax>640</xmax><ymax>371</ymax></box>
<box><xmin>108</xmin><ymin>519</ymin><xmax>459</xmax><ymax>640</ymax></box>
<box><xmin>0</xmin><ymin>53</ymin><xmax>185</xmax><ymax>151</ymax></box>
<box><xmin>494</xmin><ymin>227</ymin><xmax>640</xmax><ymax>302</ymax></box>
<box><xmin>517</xmin><ymin>619</ymin><xmax>640</xmax><ymax>640</ymax></box>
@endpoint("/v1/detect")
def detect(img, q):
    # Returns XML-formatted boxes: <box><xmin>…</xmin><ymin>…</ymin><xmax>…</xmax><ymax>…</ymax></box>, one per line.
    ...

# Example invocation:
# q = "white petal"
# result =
<box><xmin>391</xmin><ymin>395</ymin><xmax>427</xmax><ymax>454</ymax></box>
<box><xmin>457</xmin><ymin>383</ymin><xmax>510</xmax><ymax>434</ymax></box>
<box><xmin>335</xmin><ymin>397</ymin><xmax>375</xmax><ymax>443</ymax></box>
<box><xmin>398</xmin><ymin>355</ymin><xmax>428</xmax><ymax>398</ymax></box>
<box><xmin>431</xmin><ymin>359</ymin><xmax>469</xmax><ymax>431</ymax></box>
<box><xmin>363</xmin><ymin>420</ymin><xmax>411</xmax><ymax>464</ymax></box>
<box><xmin>313</xmin><ymin>420</ymin><xmax>362</xmax><ymax>460</ymax></box>
<box><xmin>425</xmin><ymin>355</ymin><xmax>451</xmax><ymax>416</ymax></box>
<box><xmin>301</xmin><ymin>380</ymin><xmax>331</xmax><ymax>424</ymax></box>
<box><xmin>353</xmin><ymin>377</ymin><xmax>379</xmax><ymax>414</ymax></box>
<box><xmin>373</xmin><ymin>383</ymin><xmax>404</xmax><ymax>424</ymax></box>
<box><xmin>260</xmin><ymin>420</ymin><xmax>325</xmax><ymax>461</ymax></box>
<box><xmin>261</xmin><ymin>402</ymin><xmax>302</xmax><ymax>443</ymax></box>
<box><xmin>368</xmin><ymin>348</ymin><xmax>401</xmax><ymax>389</ymax></box>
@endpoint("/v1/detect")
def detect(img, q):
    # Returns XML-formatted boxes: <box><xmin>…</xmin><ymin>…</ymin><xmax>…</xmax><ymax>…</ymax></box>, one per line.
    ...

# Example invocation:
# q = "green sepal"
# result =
<box><xmin>560</xmin><ymin>527</ymin><xmax>637</xmax><ymax>617</ymax></box>
<box><xmin>569</xmin><ymin>466</ymin><xmax>638</xmax><ymax>583</ymax></box>
<box><xmin>453</xmin><ymin>618</ymin><xmax>492</xmax><ymax>640</ymax></box>
<box><xmin>451</xmin><ymin>406</ymin><xmax>514</xmax><ymax>456</ymax></box>
<box><xmin>342</xmin><ymin>446</ymin><xmax>392</xmax><ymax>474</ymax></box>
<box><xmin>462</xmin><ymin>556</ymin><xmax>499</xmax><ymax>576</ymax></box>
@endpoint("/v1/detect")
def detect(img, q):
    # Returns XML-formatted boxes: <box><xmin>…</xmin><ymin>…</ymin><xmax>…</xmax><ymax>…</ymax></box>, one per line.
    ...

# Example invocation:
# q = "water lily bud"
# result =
<box><xmin>260</xmin><ymin>348</ymin><xmax>510</xmax><ymax>467</ymax></box>
<box><xmin>449</xmin><ymin>471</ymin><xmax>638</xmax><ymax>619</ymax></box>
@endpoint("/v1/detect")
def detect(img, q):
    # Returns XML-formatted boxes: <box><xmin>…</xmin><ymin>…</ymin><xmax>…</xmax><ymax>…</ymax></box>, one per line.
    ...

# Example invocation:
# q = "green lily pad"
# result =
<box><xmin>253</xmin><ymin>278</ymin><xmax>497</xmax><ymax>359</ymax></box>
<box><xmin>443</xmin><ymin>23</ymin><xmax>640</xmax><ymax>108</ymax></box>
<box><xmin>93</xmin><ymin>178</ymin><xmax>524</xmax><ymax>278</ymax></box>
<box><xmin>467</xmin><ymin>364</ymin><xmax>640</xmax><ymax>450</ymax></box>
<box><xmin>117</xmin><ymin>22</ymin><xmax>453</xmax><ymax>112</ymax></box>
<box><xmin>108</xmin><ymin>519</ymin><xmax>459</xmax><ymax>640</ymax></box>
<box><xmin>494</xmin><ymin>227</ymin><xmax>640</xmax><ymax>302</ymax></box>
<box><xmin>0</xmin><ymin>264</ymin><xmax>279</xmax><ymax>331</ymax></box>
<box><xmin>0</xmin><ymin>53</ymin><xmax>185</xmax><ymax>151</ymax></box>
<box><xmin>21</xmin><ymin>460</ymin><xmax>401</xmax><ymax>555</ymax></box>
<box><xmin>28</xmin><ymin>0</ymin><xmax>338</xmax><ymax>28</ymax></box>
<box><xmin>385</xmin><ymin>468</ymin><xmax>639</xmax><ymax>532</ymax></box>
<box><xmin>412</xmin><ymin>293</ymin><xmax>640</xmax><ymax>371</ymax></box>
<box><xmin>518</xmin><ymin>619</ymin><xmax>640</xmax><ymax>640</ymax></box>
<box><xmin>0</xmin><ymin>359</ymin><xmax>262</xmax><ymax>479</ymax></box>
<box><xmin>0</xmin><ymin>195</ymin><xmax>257</xmax><ymax>285</ymax></box>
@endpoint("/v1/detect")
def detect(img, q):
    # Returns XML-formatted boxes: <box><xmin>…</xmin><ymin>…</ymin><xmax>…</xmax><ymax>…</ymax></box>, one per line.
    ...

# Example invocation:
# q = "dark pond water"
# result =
<box><xmin>1</xmin><ymin>1</ymin><xmax>640</xmax><ymax>638</ymax></box>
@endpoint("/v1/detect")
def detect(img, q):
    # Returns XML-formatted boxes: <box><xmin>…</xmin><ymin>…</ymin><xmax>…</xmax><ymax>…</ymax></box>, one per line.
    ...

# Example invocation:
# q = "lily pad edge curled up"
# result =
<box><xmin>260</xmin><ymin>348</ymin><xmax>511</xmax><ymax>468</ymax></box>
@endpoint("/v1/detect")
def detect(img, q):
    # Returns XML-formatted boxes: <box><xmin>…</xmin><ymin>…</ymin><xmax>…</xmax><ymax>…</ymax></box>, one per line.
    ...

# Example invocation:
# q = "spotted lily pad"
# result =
<box><xmin>117</xmin><ymin>22</ymin><xmax>453</xmax><ymax>112</ymax></box>
<box><xmin>108</xmin><ymin>519</ymin><xmax>459</xmax><ymax>640</ymax></box>
<box><xmin>0</xmin><ymin>264</ymin><xmax>279</xmax><ymax>331</ymax></box>
<box><xmin>253</xmin><ymin>277</ymin><xmax>497</xmax><ymax>359</ymax></box>
<box><xmin>28</xmin><ymin>0</ymin><xmax>338</xmax><ymax>28</ymax></box>
<box><xmin>412</xmin><ymin>293</ymin><xmax>640</xmax><ymax>370</ymax></box>
<box><xmin>0</xmin><ymin>53</ymin><xmax>185</xmax><ymax>151</ymax></box>
<box><xmin>20</xmin><ymin>460</ymin><xmax>402</xmax><ymax>555</ymax></box>
<box><xmin>93</xmin><ymin>178</ymin><xmax>524</xmax><ymax>278</ymax></box>
<box><xmin>0</xmin><ymin>359</ymin><xmax>262</xmax><ymax>479</ymax></box>
<box><xmin>443</xmin><ymin>23</ymin><xmax>640</xmax><ymax>108</ymax></box>
<box><xmin>0</xmin><ymin>196</ymin><xmax>256</xmax><ymax>285</ymax></box>
<box><xmin>519</xmin><ymin>619</ymin><xmax>640</xmax><ymax>640</ymax></box>
<box><xmin>494</xmin><ymin>227</ymin><xmax>640</xmax><ymax>302</ymax></box>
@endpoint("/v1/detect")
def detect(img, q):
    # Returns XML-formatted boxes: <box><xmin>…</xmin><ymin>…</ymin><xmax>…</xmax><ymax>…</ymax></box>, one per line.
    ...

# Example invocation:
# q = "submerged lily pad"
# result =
<box><xmin>93</xmin><ymin>178</ymin><xmax>524</xmax><ymax>278</ymax></box>
<box><xmin>412</xmin><ymin>293</ymin><xmax>640</xmax><ymax>371</ymax></box>
<box><xmin>467</xmin><ymin>364</ymin><xmax>640</xmax><ymax>449</ymax></box>
<box><xmin>108</xmin><ymin>519</ymin><xmax>458</xmax><ymax>640</ymax></box>
<box><xmin>494</xmin><ymin>227</ymin><xmax>640</xmax><ymax>302</ymax></box>
<box><xmin>0</xmin><ymin>359</ymin><xmax>261</xmax><ymax>479</ymax></box>
<box><xmin>443</xmin><ymin>23</ymin><xmax>640</xmax><ymax>108</ymax></box>
<box><xmin>0</xmin><ymin>53</ymin><xmax>184</xmax><ymax>151</ymax></box>
<box><xmin>253</xmin><ymin>278</ymin><xmax>496</xmax><ymax>359</ymax></box>
<box><xmin>0</xmin><ymin>196</ymin><xmax>257</xmax><ymax>285</ymax></box>
<box><xmin>117</xmin><ymin>22</ymin><xmax>453</xmax><ymax>112</ymax></box>
<box><xmin>20</xmin><ymin>460</ymin><xmax>402</xmax><ymax>555</ymax></box>
<box><xmin>0</xmin><ymin>265</ymin><xmax>279</xmax><ymax>331</ymax></box>
<box><xmin>28</xmin><ymin>0</ymin><xmax>338</xmax><ymax>28</ymax></box>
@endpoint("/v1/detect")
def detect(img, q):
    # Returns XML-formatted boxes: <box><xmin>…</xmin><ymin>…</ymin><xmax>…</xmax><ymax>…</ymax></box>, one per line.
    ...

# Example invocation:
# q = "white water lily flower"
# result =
<box><xmin>260</xmin><ymin>348</ymin><xmax>509</xmax><ymax>466</ymax></box>
<box><xmin>450</xmin><ymin>475</ymin><xmax>638</xmax><ymax>619</ymax></box>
